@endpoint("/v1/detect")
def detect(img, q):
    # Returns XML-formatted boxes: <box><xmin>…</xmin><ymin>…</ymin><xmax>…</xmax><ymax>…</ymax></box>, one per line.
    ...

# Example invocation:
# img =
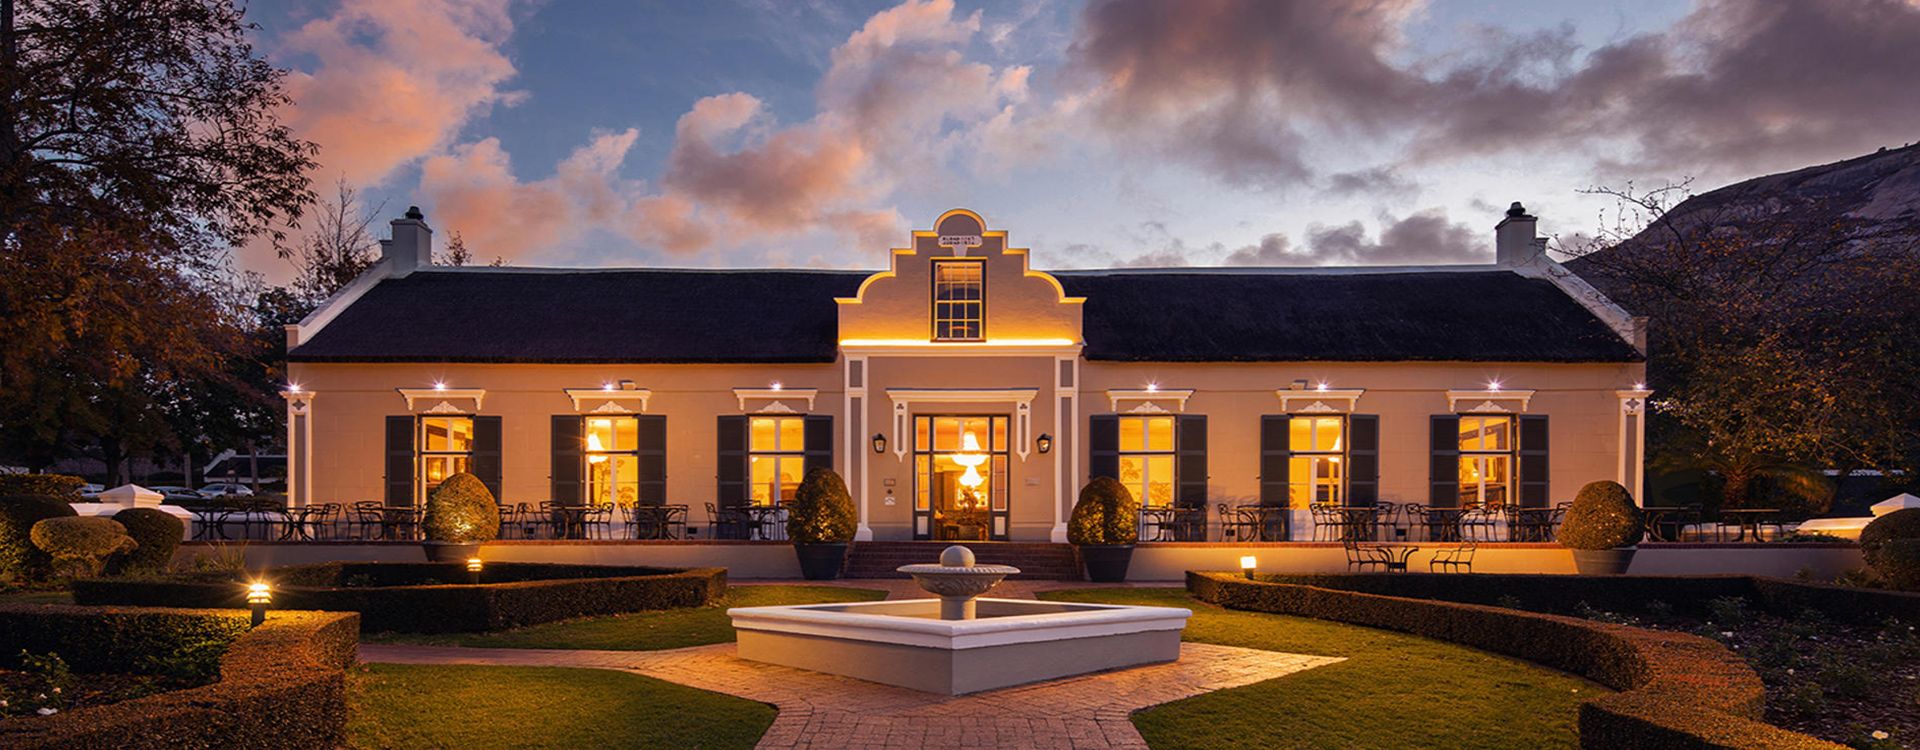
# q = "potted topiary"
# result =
<box><xmin>1860</xmin><ymin>508</ymin><xmax>1920</xmax><ymax>572</ymax></box>
<box><xmin>1069</xmin><ymin>476</ymin><xmax>1139</xmax><ymax>582</ymax></box>
<box><xmin>421</xmin><ymin>472</ymin><xmax>500</xmax><ymax>563</ymax></box>
<box><xmin>787</xmin><ymin>467</ymin><xmax>857</xmax><ymax>580</ymax></box>
<box><xmin>29</xmin><ymin>516</ymin><xmax>138</xmax><ymax>578</ymax></box>
<box><xmin>1558</xmin><ymin>480</ymin><xmax>1646</xmax><ymax>575</ymax></box>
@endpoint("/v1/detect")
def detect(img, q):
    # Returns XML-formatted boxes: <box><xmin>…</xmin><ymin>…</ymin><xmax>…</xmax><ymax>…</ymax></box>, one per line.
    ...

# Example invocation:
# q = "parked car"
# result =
<box><xmin>197</xmin><ymin>482</ymin><xmax>256</xmax><ymax>499</ymax></box>
<box><xmin>147</xmin><ymin>485</ymin><xmax>206</xmax><ymax>503</ymax></box>
<box><xmin>79</xmin><ymin>483</ymin><xmax>104</xmax><ymax>499</ymax></box>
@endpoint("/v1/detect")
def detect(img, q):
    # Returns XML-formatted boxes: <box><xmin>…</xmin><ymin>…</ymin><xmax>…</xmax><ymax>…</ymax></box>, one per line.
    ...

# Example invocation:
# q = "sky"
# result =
<box><xmin>242</xmin><ymin>0</ymin><xmax>1920</xmax><ymax>280</ymax></box>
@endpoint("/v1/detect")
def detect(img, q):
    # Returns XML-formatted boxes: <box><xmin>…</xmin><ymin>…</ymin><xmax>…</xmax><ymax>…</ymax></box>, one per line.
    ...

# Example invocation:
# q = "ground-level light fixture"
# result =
<box><xmin>1036</xmin><ymin>433</ymin><xmax>1053</xmax><ymax>454</ymax></box>
<box><xmin>247</xmin><ymin>582</ymin><xmax>272</xmax><ymax>627</ymax></box>
<box><xmin>467</xmin><ymin>557</ymin><xmax>484</xmax><ymax>584</ymax></box>
<box><xmin>1239</xmin><ymin>556</ymin><xmax>1258</xmax><ymax>579</ymax></box>
<box><xmin>872</xmin><ymin>433</ymin><xmax>887</xmax><ymax>453</ymax></box>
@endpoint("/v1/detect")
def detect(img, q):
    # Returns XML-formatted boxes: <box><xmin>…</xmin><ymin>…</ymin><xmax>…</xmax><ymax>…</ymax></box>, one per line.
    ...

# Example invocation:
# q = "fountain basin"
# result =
<box><xmin>729</xmin><ymin>598</ymin><xmax>1191</xmax><ymax>694</ymax></box>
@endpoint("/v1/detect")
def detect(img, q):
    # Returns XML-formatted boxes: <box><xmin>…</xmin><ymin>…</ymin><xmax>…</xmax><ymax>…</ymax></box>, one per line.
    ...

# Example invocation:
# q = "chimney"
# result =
<box><xmin>382</xmin><ymin>205</ymin><xmax>434</xmax><ymax>275</ymax></box>
<box><xmin>1495</xmin><ymin>201</ymin><xmax>1540</xmax><ymax>267</ymax></box>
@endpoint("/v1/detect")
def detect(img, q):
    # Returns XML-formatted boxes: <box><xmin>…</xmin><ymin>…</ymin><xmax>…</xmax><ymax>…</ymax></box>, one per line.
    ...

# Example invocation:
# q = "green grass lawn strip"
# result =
<box><xmin>364</xmin><ymin>584</ymin><xmax>887</xmax><ymax>650</ymax></box>
<box><xmin>1039</xmin><ymin>587</ymin><xmax>1604</xmax><ymax>750</ymax></box>
<box><xmin>347</xmin><ymin>663</ymin><xmax>773</xmax><ymax>750</ymax></box>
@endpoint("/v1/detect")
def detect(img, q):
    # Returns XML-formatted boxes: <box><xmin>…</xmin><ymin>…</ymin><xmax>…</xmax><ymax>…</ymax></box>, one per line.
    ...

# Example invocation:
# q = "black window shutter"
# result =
<box><xmin>1259</xmin><ymin>416</ymin><xmax>1290</xmax><ymax>507</ymax></box>
<box><xmin>1429</xmin><ymin>415</ymin><xmax>1461</xmax><ymax>508</ymax></box>
<box><xmin>716</xmin><ymin>416</ymin><xmax>747</xmax><ymax>508</ymax></box>
<box><xmin>1518</xmin><ymin>415</ymin><xmax>1549</xmax><ymax>508</ymax></box>
<box><xmin>550</xmin><ymin>415</ymin><xmax>584</xmax><ymax>506</ymax></box>
<box><xmin>802</xmin><ymin>415</ymin><xmax>834</xmax><ymax>477</ymax></box>
<box><xmin>472</xmin><ymin>416</ymin><xmax>503</xmax><ymax>500</ymax></box>
<box><xmin>1176</xmin><ymin>415</ymin><xmax>1207</xmax><ymax>508</ymax></box>
<box><xmin>1088</xmin><ymin>415</ymin><xmax>1118</xmax><ymax>482</ymax></box>
<box><xmin>637</xmin><ymin>415</ymin><xmax>667</xmax><ymax>506</ymax></box>
<box><xmin>384</xmin><ymin>416</ymin><xmax>414</xmax><ymax>506</ymax></box>
<box><xmin>1347</xmin><ymin>415</ymin><xmax>1379</xmax><ymax>505</ymax></box>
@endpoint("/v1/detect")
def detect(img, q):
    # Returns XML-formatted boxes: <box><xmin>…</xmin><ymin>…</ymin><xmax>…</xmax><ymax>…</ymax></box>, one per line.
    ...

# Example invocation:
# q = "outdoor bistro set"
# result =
<box><xmin>188</xmin><ymin>500</ymin><xmax>788</xmax><ymax>542</ymax></box>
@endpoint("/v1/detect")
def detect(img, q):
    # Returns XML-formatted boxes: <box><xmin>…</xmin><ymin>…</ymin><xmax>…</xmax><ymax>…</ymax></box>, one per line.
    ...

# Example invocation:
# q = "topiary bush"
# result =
<box><xmin>30</xmin><ymin>517</ymin><xmax>137</xmax><ymax>577</ymax></box>
<box><xmin>0</xmin><ymin>474</ymin><xmax>85</xmax><ymax>501</ymax></box>
<box><xmin>110</xmin><ymin>508</ymin><xmax>185</xmax><ymax>574</ymax></box>
<box><xmin>1068</xmin><ymin>476</ymin><xmax>1139</xmax><ymax>546</ymax></box>
<box><xmin>786</xmin><ymin>467</ymin><xmax>856</xmax><ymax>543</ymax></box>
<box><xmin>1557</xmin><ymin>480</ymin><xmax>1646</xmax><ymax>550</ymax></box>
<box><xmin>422</xmin><ymin>472</ymin><xmax>499</xmax><ymax>544</ymax></box>
<box><xmin>0</xmin><ymin>495</ymin><xmax>79</xmax><ymax>581</ymax></box>
<box><xmin>1860</xmin><ymin>508</ymin><xmax>1920</xmax><ymax>570</ymax></box>
<box><xmin>1873</xmin><ymin>539</ymin><xmax>1920</xmax><ymax>592</ymax></box>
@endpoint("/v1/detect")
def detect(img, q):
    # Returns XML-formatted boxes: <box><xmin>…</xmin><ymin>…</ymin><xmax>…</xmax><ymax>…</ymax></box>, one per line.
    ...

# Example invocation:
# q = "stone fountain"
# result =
<box><xmin>896</xmin><ymin>545</ymin><xmax>1020</xmax><ymax>620</ymax></box>
<box><xmin>729</xmin><ymin>545</ymin><xmax>1191</xmax><ymax>695</ymax></box>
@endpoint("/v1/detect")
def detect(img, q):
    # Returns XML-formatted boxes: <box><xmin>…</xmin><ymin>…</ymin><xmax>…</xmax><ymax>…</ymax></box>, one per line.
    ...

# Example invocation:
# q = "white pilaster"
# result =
<box><xmin>282</xmin><ymin>390</ymin><xmax>316</xmax><ymax>508</ymax></box>
<box><xmin>1616</xmin><ymin>388</ymin><xmax>1653</xmax><ymax>504</ymax></box>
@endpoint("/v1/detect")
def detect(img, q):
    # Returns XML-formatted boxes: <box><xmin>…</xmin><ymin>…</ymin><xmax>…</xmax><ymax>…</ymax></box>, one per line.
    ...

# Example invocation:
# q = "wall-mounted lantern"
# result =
<box><xmin>872</xmin><ymin>433</ymin><xmax>888</xmax><ymax>453</ymax></box>
<box><xmin>1036</xmin><ymin>433</ymin><xmax>1053</xmax><ymax>454</ymax></box>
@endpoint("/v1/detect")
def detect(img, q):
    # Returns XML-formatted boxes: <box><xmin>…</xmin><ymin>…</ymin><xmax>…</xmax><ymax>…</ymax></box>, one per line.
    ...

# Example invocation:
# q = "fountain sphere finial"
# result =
<box><xmin>940</xmin><ymin>545</ymin><xmax>976</xmax><ymax>568</ymax></box>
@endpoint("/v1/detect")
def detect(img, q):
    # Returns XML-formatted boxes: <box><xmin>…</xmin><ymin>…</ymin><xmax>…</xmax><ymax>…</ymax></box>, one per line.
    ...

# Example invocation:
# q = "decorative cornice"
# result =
<box><xmin>397</xmin><ymin>387</ymin><xmax>485</xmax><ymax>412</ymax></box>
<box><xmin>1615</xmin><ymin>388</ymin><xmax>1654</xmax><ymax>416</ymax></box>
<box><xmin>1106</xmin><ymin>388</ymin><xmax>1194</xmax><ymax>412</ymax></box>
<box><xmin>1446</xmin><ymin>388</ymin><xmax>1535</xmax><ymax>413</ymax></box>
<box><xmin>565</xmin><ymin>387</ymin><xmax>652</xmax><ymax>413</ymax></box>
<box><xmin>734</xmin><ymin>387</ymin><xmax>818</xmax><ymax>412</ymax></box>
<box><xmin>1276</xmin><ymin>388</ymin><xmax>1365</xmax><ymax>414</ymax></box>
<box><xmin>281</xmin><ymin>390</ymin><xmax>315</xmax><ymax>416</ymax></box>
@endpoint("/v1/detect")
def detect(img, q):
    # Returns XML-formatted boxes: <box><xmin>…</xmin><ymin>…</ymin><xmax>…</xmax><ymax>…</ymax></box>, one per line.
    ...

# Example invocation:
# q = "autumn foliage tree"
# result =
<box><xmin>0</xmin><ymin>0</ymin><xmax>315</xmax><ymax>477</ymax></box>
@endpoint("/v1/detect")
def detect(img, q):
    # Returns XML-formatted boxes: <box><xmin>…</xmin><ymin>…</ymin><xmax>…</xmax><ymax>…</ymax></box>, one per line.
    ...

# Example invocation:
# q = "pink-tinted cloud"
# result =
<box><xmin>418</xmin><ymin>129</ymin><xmax>640</xmax><ymax>259</ymax></box>
<box><xmin>279</xmin><ymin>0</ymin><xmax>521</xmax><ymax>185</ymax></box>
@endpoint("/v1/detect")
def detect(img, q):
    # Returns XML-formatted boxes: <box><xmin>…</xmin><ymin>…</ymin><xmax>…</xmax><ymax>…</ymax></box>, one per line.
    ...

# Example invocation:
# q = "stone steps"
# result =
<box><xmin>843</xmin><ymin>541</ymin><xmax>1083</xmax><ymax>580</ymax></box>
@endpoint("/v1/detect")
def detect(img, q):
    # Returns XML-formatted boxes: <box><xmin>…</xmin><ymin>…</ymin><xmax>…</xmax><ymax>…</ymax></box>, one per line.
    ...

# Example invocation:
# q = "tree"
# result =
<box><xmin>436</xmin><ymin>230</ymin><xmax>505</xmax><ymax>267</ymax></box>
<box><xmin>288</xmin><ymin>178</ymin><xmax>381</xmax><ymax>305</ymax></box>
<box><xmin>0</xmin><ymin>0</ymin><xmax>315</xmax><ymax>477</ymax></box>
<box><xmin>1565</xmin><ymin>183</ymin><xmax>1920</xmax><ymax>515</ymax></box>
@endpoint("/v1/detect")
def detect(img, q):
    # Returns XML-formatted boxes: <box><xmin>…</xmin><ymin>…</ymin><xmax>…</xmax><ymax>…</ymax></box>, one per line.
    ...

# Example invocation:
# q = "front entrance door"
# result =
<box><xmin>912</xmin><ymin>415</ymin><xmax>1010</xmax><ymax>541</ymax></box>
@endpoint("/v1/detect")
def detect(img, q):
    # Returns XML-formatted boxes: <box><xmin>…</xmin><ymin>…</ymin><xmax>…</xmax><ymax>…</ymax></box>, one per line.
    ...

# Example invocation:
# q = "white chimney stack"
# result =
<box><xmin>381</xmin><ymin>205</ymin><xmax>433</xmax><ymax>275</ymax></box>
<box><xmin>1495</xmin><ymin>201</ymin><xmax>1541</xmax><ymax>267</ymax></box>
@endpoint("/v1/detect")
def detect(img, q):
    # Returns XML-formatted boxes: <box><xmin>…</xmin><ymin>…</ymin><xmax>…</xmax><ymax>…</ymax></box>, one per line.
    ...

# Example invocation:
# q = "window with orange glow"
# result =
<box><xmin>418</xmin><ymin>416</ymin><xmax>473</xmax><ymax>500</ymax></box>
<box><xmin>585</xmin><ymin>416</ymin><xmax>641</xmax><ymax>507</ymax></box>
<box><xmin>748</xmin><ymin>416</ymin><xmax>805</xmax><ymax>506</ymax></box>
<box><xmin>931</xmin><ymin>260</ymin><xmax>983</xmax><ymax>340</ymax></box>
<box><xmin>1287</xmin><ymin>416</ymin><xmax>1345</xmax><ymax>508</ymax></box>
<box><xmin>1117</xmin><ymin>416</ymin><xmax>1176</xmax><ymax>508</ymax></box>
<box><xmin>1458</xmin><ymin>415</ymin><xmax>1513</xmax><ymax>508</ymax></box>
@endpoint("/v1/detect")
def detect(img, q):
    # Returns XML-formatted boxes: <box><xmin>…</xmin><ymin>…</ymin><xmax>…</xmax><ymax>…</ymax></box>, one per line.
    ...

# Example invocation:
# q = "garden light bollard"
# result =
<box><xmin>1240</xmin><ymin>555</ymin><xmax>1258</xmax><ymax>579</ymax></box>
<box><xmin>247</xmin><ymin>582</ymin><xmax>271</xmax><ymax>627</ymax></box>
<box><xmin>466</xmin><ymin>557</ymin><xmax>483</xmax><ymax>585</ymax></box>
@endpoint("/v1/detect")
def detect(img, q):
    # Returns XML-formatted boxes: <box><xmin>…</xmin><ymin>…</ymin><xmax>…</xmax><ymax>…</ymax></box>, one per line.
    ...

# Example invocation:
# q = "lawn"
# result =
<box><xmin>1040</xmin><ymin>588</ymin><xmax>1604</xmax><ymax>750</ymax></box>
<box><xmin>365</xmin><ymin>584</ymin><xmax>887</xmax><ymax>650</ymax></box>
<box><xmin>346</xmin><ymin>663</ymin><xmax>773</xmax><ymax>750</ymax></box>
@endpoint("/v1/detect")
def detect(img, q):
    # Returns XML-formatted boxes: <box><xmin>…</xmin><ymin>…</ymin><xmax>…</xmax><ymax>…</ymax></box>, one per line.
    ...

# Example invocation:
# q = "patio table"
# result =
<box><xmin>1359</xmin><ymin>543</ymin><xmax>1420</xmax><ymax>572</ymax></box>
<box><xmin>1717</xmin><ymin>508</ymin><xmax>1782</xmax><ymax>542</ymax></box>
<box><xmin>1234</xmin><ymin>504</ymin><xmax>1290</xmax><ymax>541</ymax></box>
<box><xmin>378</xmin><ymin>506</ymin><xmax>422</xmax><ymax>541</ymax></box>
<box><xmin>1504</xmin><ymin>507</ymin><xmax>1557</xmax><ymax>542</ymax></box>
<box><xmin>277</xmin><ymin>505</ymin><xmax>332</xmax><ymax>541</ymax></box>
<box><xmin>742</xmin><ymin>506</ymin><xmax>787</xmax><ymax>540</ymax></box>
<box><xmin>1642</xmin><ymin>505</ymin><xmax>1697</xmax><ymax>542</ymax></box>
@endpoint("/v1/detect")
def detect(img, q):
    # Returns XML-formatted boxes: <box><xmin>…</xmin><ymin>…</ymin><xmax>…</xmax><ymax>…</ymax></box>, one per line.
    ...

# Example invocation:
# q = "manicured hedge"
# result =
<box><xmin>0</xmin><ymin>604</ymin><xmax>359</xmax><ymax>750</ymax></box>
<box><xmin>1240</xmin><ymin>572</ymin><xmax>1920</xmax><ymax>625</ymax></box>
<box><xmin>0</xmin><ymin>495</ymin><xmax>77</xmax><ymax>580</ymax></box>
<box><xmin>108</xmin><ymin>508</ymin><xmax>185</xmax><ymax>574</ymax></box>
<box><xmin>1188</xmin><ymin>572</ymin><xmax>1839</xmax><ymax>750</ymax></box>
<box><xmin>73</xmin><ymin>563</ymin><xmax>727</xmax><ymax>633</ymax></box>
<box><xmin>0</xmin><ymin>474</ymin><xmax>85</xmax><ymax>500</ymax></box>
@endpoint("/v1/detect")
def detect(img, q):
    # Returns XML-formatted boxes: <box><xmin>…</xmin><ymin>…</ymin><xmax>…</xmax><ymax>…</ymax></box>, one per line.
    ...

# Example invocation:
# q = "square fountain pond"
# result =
<box><xmin>728</xmin><ymin>597</ymin><xmax>1191</xmax><ymax>695</ymax></box>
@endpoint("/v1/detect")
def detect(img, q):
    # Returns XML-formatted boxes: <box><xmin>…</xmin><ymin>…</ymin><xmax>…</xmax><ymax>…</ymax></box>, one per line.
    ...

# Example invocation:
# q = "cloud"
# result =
<box><xmin>1325</xmin><ymin>167</ymin><xmax>1419</xmax><ymax>199</ymax></box>
<box><xmin>1222</xmin><ymin>234</ymin><xmax>1297</xmax><ymax>265</ymax></box>
<box><xmin>1301</xmin><ymin>211</ymin><xmax>1486</xmax><ymax>265</ymax></box>
<box><xmin>279</xmin><ymin>0</ymin><xmax>522</xmax><ymax>185</ymax></box>
<box><xmin>417</xmin><ymin>129</ymin><xmax>641</xmax><ymax>259</ymax></box>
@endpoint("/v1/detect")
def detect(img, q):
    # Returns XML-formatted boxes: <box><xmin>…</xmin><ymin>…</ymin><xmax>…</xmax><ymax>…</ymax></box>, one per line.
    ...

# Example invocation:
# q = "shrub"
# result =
<box><xmin>422</xmin><ymin>472</ymin><xmax>498</xmax><ymax>544</ymax></box>
<box><xmin>109</xmin><ymin>508</ymin><xmax>185</xmax><ymax>574</ymax></box>
<box><xmin>30</xmin><ymin>517</ymin><xmax>137</xmax><ymax>577</ymax></box>
<box><xmin>1875</xmin><ymin>539</ymin><xmax>1920</xmax><ymax>592</ymax></box>
<box><xmin>786</xmin><ymin>467</ymin><xmax>856</xmax><ymax>543</ymax></box>
<box><xmin>0</xmin><ymin>496</ymin><xmax>77</xmax><ymax>581</ymax></box>
<box><xmin>0</xmin><ymin>475</ymin><xmax>84</xmax><ymax>501</ymax></box>
<box><xmin>1860</xmin><ymin>508</ymin><xmax>1920</xmax><ymax>569</ymax></box>
<box><xmin>1557</xmin><ymin>480</ymin><xmax>1645</xmax><ymax>550</ymax></box>
<box><xmin>1067</xmin><ymin>476</ymin><xmax>1139</xmax><ymax>545</ymax></box>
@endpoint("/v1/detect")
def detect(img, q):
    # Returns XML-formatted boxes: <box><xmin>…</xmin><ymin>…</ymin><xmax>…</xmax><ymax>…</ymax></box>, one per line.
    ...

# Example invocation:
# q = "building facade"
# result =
<box><xmin>282</xmin><ymin>207</ymin><xmax>1650</xmax><ymax>542</ymax></box>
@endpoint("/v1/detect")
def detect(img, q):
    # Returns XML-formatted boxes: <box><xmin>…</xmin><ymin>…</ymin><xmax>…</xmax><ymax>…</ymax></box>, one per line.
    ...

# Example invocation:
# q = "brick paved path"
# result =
<box><xmin>359</xmin><ymin>641</ymin><xmax>1341</xmax><ymax>749</ymax></box>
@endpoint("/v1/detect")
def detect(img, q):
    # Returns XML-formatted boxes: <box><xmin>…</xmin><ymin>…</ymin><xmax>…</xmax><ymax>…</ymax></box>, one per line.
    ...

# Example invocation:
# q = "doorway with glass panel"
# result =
<box><xmin>912</xmin><ymin>415</ymin><xmax>1010</xmax><ymax>541</ymax></box>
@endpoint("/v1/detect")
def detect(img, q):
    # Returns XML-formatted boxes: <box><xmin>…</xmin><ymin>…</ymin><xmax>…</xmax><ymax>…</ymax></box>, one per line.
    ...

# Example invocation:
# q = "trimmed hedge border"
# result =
<box><xmin>1235</xmin><ymin>572</ymin><xmax>1920</xmax><ymax>625</ymax></box>
<box><xmin>1187</xmin><ymin>572</ymin><xmax>1838</xmax><ymax>750</ymax></box>
<box><xmin>72</xmin><ymin>562</ymin><xmax>727</xmax><ymax>633</ymax></box>
<box><xmin>0</xmin><ymin>605</ymin><xmax>358</xmax><ymax>750</ymax></box>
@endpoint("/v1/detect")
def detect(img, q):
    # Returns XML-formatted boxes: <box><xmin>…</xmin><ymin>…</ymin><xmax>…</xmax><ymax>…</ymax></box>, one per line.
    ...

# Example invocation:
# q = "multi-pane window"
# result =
<box><xmin>749</xmin><ymin>416</ymin><xmax>806</xmax><ymax>506</ymax></box>
<box><xmin>932</xmin><ymin>260</ymin><xmax>984</xmax><ymax>340</ymax></box>
<box><xmin>1117</xmin><ymin>416</ymin><xmax>1176</xmax><ymax>508</ymax></box>
<box><xmin>1458</xmin><ymin>415</ymin><xmax>1513</xmax><ymax>508</ymax></box>
<box><xmin>1288</xmin><ymin>416</ymin><xmax>1345</xmax><ymax>508</ymax></box>
<box><xmin>585</xmin><ymin>417</ymin><xmax>640</xmax><ymax>507</ymax></box>
<box><xmin>419</xmin><ymin>416</ymin><xmax>473</xmax><ymax>499</ymax></box>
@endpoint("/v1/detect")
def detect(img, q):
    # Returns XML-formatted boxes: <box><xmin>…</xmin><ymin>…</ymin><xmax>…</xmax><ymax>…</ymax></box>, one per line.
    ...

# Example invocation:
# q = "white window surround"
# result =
<box><xmin>1445</xmin><ymin>388</ymin><xmax>1535</xmax><ymax>413</ymax></box>
<box><xmin>1106</xmin><ymin>388</ymin><xmax>1194</xmax><ymax>413</ymax></box>
<box><xmin>396</xmin><ymin>387</ymin><xmax>485</xmax><ymax>413</ymax></box>
<box><xmin>565</xmin><ymin>387</ymin><xmax>653</xmax><ymax>414</ymax></box>
<box><xmin>886</xmin><ymin>388</ymin><xmax>1038</xmax><ymax>461</ymax></box>
<box><xmin>1275</xmin><ymin>388</ymin><xmax>1365</xmax><ymax>414</ymax></box>
<box><xmin>734</xmin><ymin>387</ymin><xmax>818</xmax><ymax>413</ymax></box>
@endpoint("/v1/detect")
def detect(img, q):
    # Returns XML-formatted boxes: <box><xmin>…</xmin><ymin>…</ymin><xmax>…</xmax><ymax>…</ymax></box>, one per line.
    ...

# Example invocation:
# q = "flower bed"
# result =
<box><xmin>1187</xmin><ymin>571</ymin><xmax>1840</xmax><ymax>749</ymax></box>
<box><xmin>0</xmin><ymin>604</ymin><xmax>359</xmax><ymax>749</ymax></box>
<box><xmin>71</xmin><ymin>563</ymin><xmax>726</xmax><ymax>633</ymax></box>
